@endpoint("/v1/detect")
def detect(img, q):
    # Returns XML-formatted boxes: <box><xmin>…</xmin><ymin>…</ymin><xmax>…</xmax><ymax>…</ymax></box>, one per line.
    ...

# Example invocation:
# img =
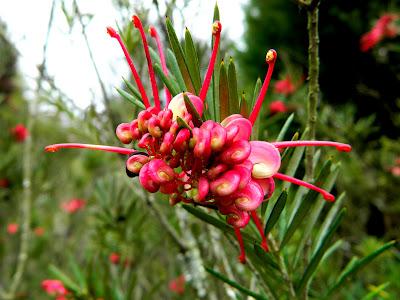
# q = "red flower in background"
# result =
<box><xmin>360</xmin><ymin>13</ymin><xmax>399</xmax><ymax>52</ymax></box>
<box><xmin>10</xmin><ymin>124</ymin><xmax>29</xmax><ymax>142</ymax></box>
<box><xmin>274</xmin><ymin>75</ymin><xmax>296</xmax><ymax>96</ymax></box>
<box><xmin>169</xmin><ymin>275</ymin><xmax>185</xmax><ymax>295</ymax></box>
<box><xmin>41</xmin><ymin>279</ymin><xmax>68</xmax><ymax>299</ymax></box>
<box><xmin>269</xmin><ymin>100</ymin><xmax>288</xmax><ymax>115</ymax></box>
<box><xmin>34</xmin><ymin>226</ymin><xmax>45</xmax><ymax>236</ymax></box>
<box><xmin>61</xmin><ymin>198</ymin><xmax>86</xmax><ymax>213</ymax></box>
<box><xmin>109</xmin><ymin>252</ymin><xmax>120</xmax><ymax>264</ymax></box>
<box><xmin>0</xmin><ymin>178</ymin><xmax>9</xmax><ymax>188</ymax></box>
<box><xmin>7</xmin><ymin>223</ymin><xmax>19</xmax><ymax>234</ymax></box>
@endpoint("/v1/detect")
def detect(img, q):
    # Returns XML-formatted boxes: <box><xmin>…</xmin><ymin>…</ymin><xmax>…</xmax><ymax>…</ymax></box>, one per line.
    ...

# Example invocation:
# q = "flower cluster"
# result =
<box><xmin>360</xmin><ymin>13</ymin><xmax>399</xmax><ymax>52</ymax></box>
<box><xmin>41</xmin><ymin>279</ymin><xmax>69</xmax><ymax>300</ymax></box>
<box><xmin>61</xmin><ymin>198</ymin><xmax>86</xmax><ymax>213</ymax></box>
<box><xmin>45</xmin><ymin>16</ymin><xmax>351</xmax><ymax>263</ymax></box>
<box><xmin>10</xmin><ymin>124</ymin><xmax>29</xmax><ymax>142</ymax></box>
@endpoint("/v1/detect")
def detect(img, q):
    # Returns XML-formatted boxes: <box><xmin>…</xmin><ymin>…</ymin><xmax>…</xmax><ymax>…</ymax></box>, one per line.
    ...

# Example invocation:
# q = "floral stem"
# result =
<box><xmin>45</xmin><ymin>143</ymin><xmax>137</xmax><ymax>155</ymax></box>
<box><xmin>272</xmin><ymin>141</ymin><xmax>351</xmax><ymax>152</ymax></box>
<box><xmin>305</xmin><ymin>1</ymin><xmax>320</xmax><ymax>181</ymax></box>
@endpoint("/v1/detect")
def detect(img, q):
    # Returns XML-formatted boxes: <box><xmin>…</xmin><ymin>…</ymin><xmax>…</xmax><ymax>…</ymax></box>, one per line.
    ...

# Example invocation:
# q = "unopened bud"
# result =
<box><xmin>220</xmin><ymin>140</ymin><xmax>251</xmax><ymax>165</ymax></box>
<box><xmin>174</xmin><ymin>128</ymin><xmax>191</xmax><ymax>152</ymax></box>
<box><xmin>116</xmin><ymin>123</ymin><xmax>132</xmax><ymax>144</ymax></box>
<box><xmin>147</xmin><ymin>159</ymin><xmax>175</xmax><ymax>184</ymax></box>
<box><xmin>233</xmin><ymin>180</ymin><xmax>264</xmax><ymax>211</ymax></box>
<box><xmin>148</xmin><ymin>116</ymin><xmax>162</xmax><ymax>138</ymax></box>
<box><xmin>139</xmin><ymin>163</ymin><xmax>160</xmax><ymax>193</ymax></box>
<box><xmin>210</xmin><ymin>170</ymin><xmax>241</xmax><ymax>197</ymax></box>
<box><xmin>126</xmin><ymin>154</ymin><xmax>149</xmax><ymax>174</ymax></box>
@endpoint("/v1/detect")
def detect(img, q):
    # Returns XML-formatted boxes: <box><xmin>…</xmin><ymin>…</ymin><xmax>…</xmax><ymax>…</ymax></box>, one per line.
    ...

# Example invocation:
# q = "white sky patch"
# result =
<box><xmin>0</xmin><ymin>0</ymin><xmax>246</xmax><ymax>109</ymax></box>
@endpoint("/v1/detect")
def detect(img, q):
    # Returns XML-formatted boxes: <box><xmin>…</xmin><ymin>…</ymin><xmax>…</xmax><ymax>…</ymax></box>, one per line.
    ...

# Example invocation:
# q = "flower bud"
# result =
<box><xmin>225</xmin><ymin>124</ymin><xmax>239</xmax><ymax>145</ymax></box>
<box><xmin>248</xmin><ymin>141</ymin><xmax>281</xmax><ymax>178</ymax></box>
<box><xmin>210</xmin><ymin>170</ymin><xmax>241</xmax><ymax>197</ymax></box>
<box><xmin>116</xmin><ymin>123</ymin><xmax>132</xmax><ymax>144</ymax></box>
<box><xmin>160</xmin><ymin>132</ymin><xmax>175</xmax><ymax>154</ymax></box>
<box><xmin>147</xmin><ymin>159</ymin><xmax>175</xmax><ymax>183</ymax></box>
<box><xmin>223</xmin><ymin>116</ymin><xmax>252</xmax><ymax>143</ymax></box>
<box><xmin>126</xmin><ymin>154</ymin><xmax>149</xmax><ymax>174</ymax></box>
<box><xmin>148</xmin><ymin>116</ymin><xmax>162</xmax><ymax>138</ymax></box>
<box><xmin>233</xmin><ymin>164</ymin><xmax>251</xmax><ymax>190</ymax></box>
<box><xmin>220</xmin><ymin>114</ymin><xmax>243</xmax><ymax>127</ymax></box>
<box><xmin>168</xmin><ymin>92</ymin><xmax>204</xmax><ymax>119</ymax></box>
<box><xmin>138</xmin><ymin>133</ymin><xmax>155</xmax><ymax>149</ymax></box>
<box><xmin>207</xmin><ymin>163</ymin><xmax>228</xmax><ymax>180</ymax></box>
<box><xmin>210</xmin><ymin>123</ymin><xmax>227</xmax><ymax>152</ymax></box>
<box><xmin>233</xmin><ymin>180</ymin><xmax>264</xmax><ymax>211</ymax></box>
<box><xmin>138</xmin><ymin>110</ymin><xmax>152</xmax><ymax>133</ymax></box>
<box><xmin>139</xmin><ymin>163</ymin><xmax>160</xmax><ymax>193</ymax></box>
<box><xmin>169</xmin><ymin>121</ymin><xmax>180</xmax><ymax>135</ymax></box>
<box><xmin>192</xmin><ymin>176</ymin><xmax>209</xmax><ymax>202</ymax></box>
<box><xmin>174</xmin><ymin>129</ymin><xmax>191</xmax><ymax>152</ymax></box>
<box><xmin>160</xmin><ymin>109</ymin><xmax>173</xmax><ymax>129</ymax></box>
<box><xmin>220</xmin><ymin>140</ymin><xmax>251</xmax><ymax>165</ymax></box>
<box><xmin>253</xmin><ymin>177</ymin><xmax>275</xmax><ymax>199</ymax></box>
<box><xmin>200</xmin><ymin>120</ymin><xmax>216</xmax><ymax>131</ymax></box>
<box><xmin>221</xmin><ymin>205</ymin><xmax>250</xmax><ymax>228</ymax></box>
<box><xmin>130</xmin><ymin>120</ymin><xmax>141</xmax><ymax>141</ymax></box>
<box><xmin>193</xmin><ymin>128</ymin><xmax>211</xmax><ymax>159</ymax></box>
<box><xmin>168</xmin><ymin>155</ymin><xmax>181</xmax><ymax>168</ymax></box>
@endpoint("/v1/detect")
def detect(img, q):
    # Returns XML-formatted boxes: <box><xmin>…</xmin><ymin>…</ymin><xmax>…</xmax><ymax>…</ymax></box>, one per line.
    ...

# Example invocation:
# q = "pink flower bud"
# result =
<box><xmin>225</xmin><ymin>124</ymin><xmax>239</xmax><ymax>145</ymax></box>
<box><xmin>220</xmin><ymin>114</ymin><xmax>243</xmax><ymax>127</ymax></box>
<box><xmin>148</xmin><ymin>116</ymin><xmax>162</xmax><ymax>138</ymax></box>
<box><xmin>210</xmin><ymin>170</ymin><xmax>241</xmax><ymax>197</ymax></box>
<box><xmin>147</xmin><ymin>159</ymin><xmax>175</xmax><ymax>183</ymax></box>
<box><xmin>220</xmin><ymin>140</ymin><xmax>251</xmax><ymax>165</ymax></box>
<box><xmin>222</xmin><ymin>116</ymin><xmax>252</xmax><ymax>143</ymax></box>
<box><xmin>248</xmin><ymin>141</ymin><xmax>281</xmax><ymax>178</ymax></box>
<box><xmin>160</xmin><ymin>180</ymin><xmax>178</xmax><ymax>194</ymax></box>
<box><xmin>168</xmin><ymin>155</ymin><xmax>181</xmax><ymax>168</ymax></box>
<box><xmin>126</xmin><ymin>155</ymin><xmax>149</xmax><ymax>174</ymax></box>
<box><xmin>207</xmin><ymin>163</ymin><xmax>228</xmax><ymax>180</ymax></box>
<box><xmin>224</xmin><ymin>206</ymin><xmax>250</xmax><ymax>228</ymax></box>
<box><xmin>253</xmin><ymin>177</ymin><xmax>275</xmax><ymax>199</ymax></box>
<box><xmin>200</xmin><ymin>120</ymin><xmax>216</xmax><ymax>131</ymax></box>
<box><xmin>233</xmin><ymin>180</ymin><xmax>264</xmax><ymax>211</ymax></box>
<box><xmin>160</xmin><ymin>109</ymin><xmax>173</xmax><ymax>129</ymax></box>
<box><xmin>193</xmin><ymin>128</ymin><xmax>211</xmax><ymax>159</ymax></box>
<box><xmin>169</xmin><ymin>121</ymin><xmax>180</xmax><ymax>135</ymax></box>
<box><xmin>138</xmin><ymin>110</ymin><xmax>152</xmax><ymax>133</ymax></box>
<box><xmin>116</xmin><ymin>123</ymin><xmax>132</xmax><ymax>144</ymax></box>
<box><xmin>160</xmin><ymin>132</ymin><xmax>175</xmax><ymax>154</ymax></box>
<box><xmin>138</xmin><ymin>133</ymin><xmax>155</xmax><ymax>149</ymax></box>
<box><xmin>139</xmin><ymin>163</ymin><xmax>160</xmax><ymax>193</ymax></box>
<box><xmin>174</xmin><ymin>129</ymin><xmax>191</xmax><ymax>152</ymax></box>
<box><xmin>192</xmin><ymin>176</ymin><xmax>209</xmax><ymax>202</ymax></box>
<box><xmin>233</xmin><ymin>164</ymin><xmax>252</xmax><ymax>190</ymax></box>
<box><xmin>210</xmin><ymin>123</ymin><xmax>227</xmax><ymax>152</ymax></box>
<box><xmin>168</xmin><ymin>92</ymin><xmax>204</xmax><ymax>119</ymax></box>
<box><xmin>130</xmin><ymin>120</ymin><xmax>141</xmax><ymax>141</ymax></box>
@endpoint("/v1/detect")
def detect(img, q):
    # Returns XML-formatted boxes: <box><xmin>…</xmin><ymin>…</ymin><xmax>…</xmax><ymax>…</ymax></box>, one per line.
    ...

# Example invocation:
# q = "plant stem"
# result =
<box><xmin>305</xmin><ymin>1</ymin><xmax>320</xmax><ymax>181</ymax></box>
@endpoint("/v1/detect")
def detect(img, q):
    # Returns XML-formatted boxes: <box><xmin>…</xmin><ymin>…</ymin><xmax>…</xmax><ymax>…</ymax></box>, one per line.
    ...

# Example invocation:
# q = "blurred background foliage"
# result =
<box><xmin>0</xmin><ymin>0</ymin><xmax>399</xmax><ymax>299</ymax></box>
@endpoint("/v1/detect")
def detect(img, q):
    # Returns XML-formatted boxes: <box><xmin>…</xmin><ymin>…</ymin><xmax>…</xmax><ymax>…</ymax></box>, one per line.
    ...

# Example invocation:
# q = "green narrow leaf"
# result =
<box><xmin>183</xmin><ymin>93</ymin><xmax>203</xmax><ymax>126</ymax></box>
<box><xmin>166</xmin><ymin>49</ymin><xmax>186</xmax><ymax>91</ymax></box>
<box><xmin>165</xmin><ymin>18</ymin><xmax>195</xmax><ymax>93</ymax></box>
<box><xmin>182</xmin><ymin>205</ymin><xmax>257</xmax><ymax>243</ymax></box>
<box><xmin>219</xmin><ymin>60</ymin><xmax>229</xmax><ymax>121</ymax></box>
<box><xmin>250</xmin><ymin>78</ymin><xmax>262</xmax><ymax>140</ymax></box>
<box><xmin>153</xmin><ymin>63</ymin><xmax>180</xmax><ymax>96</ymax></box>
<box><xmin>327</xmin><ymin>240</ymin><xmax>396</xmax><ymax>296</ymax></box>
<box><xmin>240</xmin><ymin>91</ymin><xmax>249</xmax><ymax>118</ymax></box>
<box><xmin>115</xmin><ymin>87</ymin><xmax>145</xmax><ymax>109</ymax></box>
<box><xmin>276</xmin><ymin>113</ymin><xmax>295</xmax><ymax>142</ymax></box>
<box><xmin>251</xmin><ymin>78</ymin><xmax>262</xmax><ymax>112</ymax></box>
<box><xmin>228</xmin><ymin>58</ymin><xmax>240</xmax><ymax>114</ymax></box>
<box><xmin>49</xmin><ymin>265</ymin><xmax>82</xmax><ymax>293</ymax></box>
<box><xmin>264</xmin><ymin>190</ymin><xmax>287</xmax><ymax>234</ymax></box>
<box><xmin>184</xmin><ymin>28</ymin><xmax>201</xmax><ymax>94</ymax></box>
<box><xmin>176</xmin><ymin>116</ymin><xmax>192</xmax><ymax>132</ymax></box>
<box><xmin>280</xmin><ymin>132</ymin><xmax>299</xmax><ymax>161</ymax></box>
<box><xmin>68</xmin><ymin>254</ymin><xmax>87</xmax><ymax>291</ymax></box>
<box><xmin>280</xmin><ymin>159</ymin><xmax>332</xmax><ymax>249</ymax></box>
<box><xmin>296</xmin><ymin>208</ymin><xmax>346</xmax><ymax>293</ymax></box>
<box><xmin>122</xmin><ymin>77</ymin><xmax>142</xmax><ymax>100</ymax></box>
<box><xmin>253</xmin><ymin>244</ymin><xmax>280</xmax><ymax>270</ymax></box>
<box><xmin>205</xmin><ymin>267</ymin><xmax>268</xmax><ymax>300</ymax></box>
<box><xmin>361</xmin><ymin>282</ymin><xmax>391</xmax><ymax>300</ymax></box>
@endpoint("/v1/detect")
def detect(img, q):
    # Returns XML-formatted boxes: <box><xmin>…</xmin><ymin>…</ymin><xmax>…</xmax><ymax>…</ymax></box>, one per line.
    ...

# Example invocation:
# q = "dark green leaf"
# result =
<box><xmin>254</xmin><ymin>244</ymin><xmax>280</xmax><ymax>270</ymax></box>
<box><xmin>115</xmin><ymin>87</ymin><xmax>145</xmax><ymax>109</ymax></box>
<box><xmin>153</xmin><ymin>63</ymin><xmax>180</xmax><ymax>96</ymax></box>
<box><xmin>219</xmin><ymin>61</ymin><xmax>229</xmax><ymax>121</ymax></box>
<box><xmin>276</xmin><ymin>113</ymin><xmax>295</xmax><ymax>142</ymax></box>
<box><xmin>205</xmin><ymin>267</ymin><xmax>268</xmax><ymax>300</ymax></box>
<box><xmin>165</xmin><ymin>18</ymin><xmax>195</xmax><ymax>93</ymax></box>
<box><xmin>264</xmin><ymin>190</ymin><xmax>287</xmax><ymax>234</ymax></box>
<box><xmin>176</xmin><ymin>116</ymin><xmax>192</xmax><ymax>132</ymax></box>
<box><xmin>184</xmin><ymin>28</ymin><xmax>201</xmax><ymax>94</ymax></box>
<box><xmin>228</xmin><ymin>58</ymin><xmax>240</xmax><ymax>114</ymax></box>
<box><xmin>122</xmin><ymin>77</ymin><xmax>142</xmax><ymax>100</ymax></box>
<box><xmin>296</xmin><ymin>208</ymin><xmax>346</xmax><ymax>293</ymax></box>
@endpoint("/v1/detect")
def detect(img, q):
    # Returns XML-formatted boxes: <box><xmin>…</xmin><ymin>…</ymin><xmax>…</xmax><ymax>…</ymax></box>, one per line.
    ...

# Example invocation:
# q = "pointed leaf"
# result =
<box><xmin>205</xmin><ymin>267</ymin><xmax>268</xmax><ymax>300</ymax></box>
<box><xmin>176</xmin><ymin>116</ymin><xmax>192</xmax><ymax>133</ymax></box>
<box><xmin>264</xmin><ymin>190</ymin><xmax>287</xmax><ymax>234</ymax></box>
<box><xmin>219</xmin><ymin>61</ymin><xmax>229</xmax><ymax>121</ymax></box>
<box><xmin>49</xmin><ymin>265</ymin><xmax>82</xmax><ymax>293</ymax></box>
<box><xmin>165</xmin><ymin>18</ymin><xmax>195</xmax><ymax>93</ymax></box>
<box><xmin>115</xmin><ymin>87</ymin><xmax>145</xmax><ymax>109</ymax></box>
<box><xmin>122</xmin><ymin>77</ymin><xmax>142</xmax><ymax>100</ymax></box>
<box><xmin>183</xmin><ymin>93</ymin><xmax>204</xmax><ymax>126</ymax></box>
<box><xmin>296</xmin><ymin>208</ymin><xmax>346</xmax><ymax>293</ymax></box>
<box><xmin>153</xmin><ymin>63</ymin><xmax>180</xmax><ymax>96</ymax></box>
<box><xmin>276</xmin><ymin>113</ymin><xmax>295</xmax><ymax>142</ymax></box>
<box><xmin>166</xmin><ymin>49</ymin><xmax>186</xmax><ymax>91</ymax></box>
<box><xmin>253</xmin><ymin>244</ymin><xmax>280</xmax><ymax>270</ymax></box>
<box><xmin>184</xmin><ymin>28</ymin><xmax>201</xmax><ymax>93</ymax></box>
<box><xmin>240</xmin><ymin>91</ymin><xmax>249</xmax><ymax>118</ymax></box>
<box><xmin>228</xmin><ymin>58</ymin><xmax>240</xmax><ymax>114</ymax></box>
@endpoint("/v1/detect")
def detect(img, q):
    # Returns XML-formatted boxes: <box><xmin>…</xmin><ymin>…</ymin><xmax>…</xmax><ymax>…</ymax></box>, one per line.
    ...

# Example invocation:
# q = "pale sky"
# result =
<box><xmin>0</xmin><ymin>0</ymin><xmax>246</xmax><ymax>109</ymax></box>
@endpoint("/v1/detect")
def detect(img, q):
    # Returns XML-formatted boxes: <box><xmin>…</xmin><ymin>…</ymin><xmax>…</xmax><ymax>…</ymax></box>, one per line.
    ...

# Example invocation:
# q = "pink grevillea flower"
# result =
<box><xmin>10</xmin><ymin>124</ymin><xmax>29</xmax><ymax>142</ymax></box>
<box><xmin>41</xmin><ymin>279</ymin><xmax>68</xmax><ymax>299</ymax></box>
<box><xmin>360</xmin><ymin>13</ymin><xmax>399</xmax><ymax>52</ymax></box>
<box><xmin>168</xmin><ymin>275</ymin><xmax>185</xmax><ymax>295</ymax></box>
<box><xmin>7</xmin><ymin>223</ymin><xmax>19</xmax><ymax>234</ymax></box>
<box><xmin>269</xmin><ymin>100</ymin><xmax>288</xmax><ymax>115</ymax></box>
<box><xmin>61</xmin><ymin>198</ymin><xmax>86</xmax><ymax>213</ymax></box>
<box><xmin>109</xmin><ymin>252</ymin><xmax>120</xmax><ymax>264</ymax></box>
<box><xmin>45</xmin><ymin>16</ymin><xmax>351</xmax><ymax>263</ymax></box>
<box><xmin>274</xmin><ymin>75</ymin><xmax>296</xmax><ymax>96</ymax></box>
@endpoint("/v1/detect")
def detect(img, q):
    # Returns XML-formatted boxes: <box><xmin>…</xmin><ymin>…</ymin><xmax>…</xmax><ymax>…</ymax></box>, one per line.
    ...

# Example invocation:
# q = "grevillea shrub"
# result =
<box><xmin>45</xmin><ymin>15</ymin><xmax>351</xmax><ymax>263</ymax></box>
